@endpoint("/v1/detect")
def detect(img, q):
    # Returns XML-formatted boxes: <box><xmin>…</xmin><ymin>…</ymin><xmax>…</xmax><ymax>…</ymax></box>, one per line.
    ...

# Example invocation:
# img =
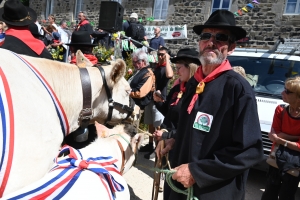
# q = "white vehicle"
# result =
<box><xmin>228</xmin><ymin>39</ymin><xmax>300</xmax><ymax>171</ymax></box>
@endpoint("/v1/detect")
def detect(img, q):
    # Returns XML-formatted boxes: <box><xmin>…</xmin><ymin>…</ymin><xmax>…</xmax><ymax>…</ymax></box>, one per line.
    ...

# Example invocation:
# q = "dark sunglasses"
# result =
<box><xmin>158</xmin><ymin>53</ymin><xmax>165</xmax><ymax>57</ymax></box>
<box><xmin>284</xmin><ymin>87</ymin><xmax>294</xmax><ymax>95</ymax></box>
<box><xmin>199</xmin><ymin>32</ymin><xmax>230</xmax><ymax>42</ymax></box>
<box><xmin>133</xmin><ymin>59</ymin><xmax>142</xmax><ymax>64</ymax></box>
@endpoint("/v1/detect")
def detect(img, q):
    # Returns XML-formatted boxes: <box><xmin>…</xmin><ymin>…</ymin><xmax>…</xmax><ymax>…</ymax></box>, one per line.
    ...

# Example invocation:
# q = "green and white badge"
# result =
<box><xmin>193</xmin><ymin>111</ymin><xmax>213</xmax><ymax>132</ymax></box>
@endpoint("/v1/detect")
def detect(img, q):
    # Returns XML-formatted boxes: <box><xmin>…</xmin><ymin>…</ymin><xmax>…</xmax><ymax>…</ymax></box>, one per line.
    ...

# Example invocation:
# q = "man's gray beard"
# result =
<box><xmin>199</xmin><ymin>51</ymin><xmax>225</xmax><ymax>66</ymax></box>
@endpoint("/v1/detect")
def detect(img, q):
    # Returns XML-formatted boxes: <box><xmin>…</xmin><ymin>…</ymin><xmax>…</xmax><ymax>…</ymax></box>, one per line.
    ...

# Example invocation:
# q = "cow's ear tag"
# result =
<box><xmin>76</xmin><ymin>50</ymin><xmax>93</xmax><ymax>68</ymax></box>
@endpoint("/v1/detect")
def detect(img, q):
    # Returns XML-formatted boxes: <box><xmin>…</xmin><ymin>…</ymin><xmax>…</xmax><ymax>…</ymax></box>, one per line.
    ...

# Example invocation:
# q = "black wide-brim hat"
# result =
<box><xmin>66</xmin><ymin>31</ymin><xmax>97</xmax><ymax>47</ymax></box>
<box><xmin>193</xmin><ymin>10</ymin><xmax>246</xmax><ymax>41</ymax></box>
<box><xmin>0</xmin><ymin>0</ymin><xmax>37</xmax><ymax>26</ymax></box>
<box><xmin>170</xmin><ymin>48</ymin><xmax>200</xmax><ymax>65</ymax></box>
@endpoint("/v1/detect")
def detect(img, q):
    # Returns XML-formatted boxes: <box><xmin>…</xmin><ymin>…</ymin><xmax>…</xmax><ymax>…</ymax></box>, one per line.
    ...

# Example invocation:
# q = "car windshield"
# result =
<box><xmin>228</xmin><ymin>56</ymin><xmax>300</xmax><ymax>98</ymax></box>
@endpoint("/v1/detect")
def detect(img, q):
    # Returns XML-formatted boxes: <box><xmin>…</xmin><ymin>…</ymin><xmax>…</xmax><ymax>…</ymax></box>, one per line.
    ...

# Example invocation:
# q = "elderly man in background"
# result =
<box><xmin>160</xmin><ymin>10</ymin><xmax>264</xmax><ymax>200</ymax></box>
<box><xmin>128</xmin><ymin>49</ymin><xmax>155</xmax><ymax>111</ymax></box>
<box><xmin>75</xmin><ymin>11</ymin><xmax>93</xmax><ymax>35</ymax></box>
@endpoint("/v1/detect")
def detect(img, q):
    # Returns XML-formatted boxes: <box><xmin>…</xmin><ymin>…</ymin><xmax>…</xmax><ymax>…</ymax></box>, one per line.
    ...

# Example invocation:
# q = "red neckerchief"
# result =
<box><xmin>70</xmin><ymin>54</ymin><xmax>98</xmax><ymax>65</ymax></box>
<box><xmin>187</xmin><ymin>60</ymin><xmax>232</xmax><ymax>114</ymax></box>
<box><xmin>156</xmin><ymin>62</ymin><xmax>166</xmax><ymax>68</ymax></box>
<box><xmin>5</xmin><ymin>27</ymin><xmax>45</xmax><ymax>55</ymax></box>
<box><xmin>171</xmin><ymin>81</ymin><xmax>186</xmax><ymax>106</ymax></box>
<box><xmin>76</xmin><ymin>20</ymin><xmax>89</xmax><ymax>31</ymax></box>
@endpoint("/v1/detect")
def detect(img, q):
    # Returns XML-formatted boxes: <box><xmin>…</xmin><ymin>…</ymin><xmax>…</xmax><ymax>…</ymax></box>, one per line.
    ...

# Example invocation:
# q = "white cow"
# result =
<box><xmin>0</xmin><ymin>49</ymin><xmax>135</xmax><ymax>196</ymax></box>
<box><xmin>1</xmin><ymin>123</ymin><xmax>143</xmax><ymax>200</ymax></box>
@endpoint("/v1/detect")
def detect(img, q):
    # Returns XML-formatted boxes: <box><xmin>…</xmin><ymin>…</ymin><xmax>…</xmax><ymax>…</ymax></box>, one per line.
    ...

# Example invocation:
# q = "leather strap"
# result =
<box><xmin>116</xmin><ymin>139</ymin><xmax>125</xmax><ymax>175</ymax></box>
<box><xmin>79</xmin><ymin>68</ymin><xmax>92</xmax><ymax>127</ymax></box>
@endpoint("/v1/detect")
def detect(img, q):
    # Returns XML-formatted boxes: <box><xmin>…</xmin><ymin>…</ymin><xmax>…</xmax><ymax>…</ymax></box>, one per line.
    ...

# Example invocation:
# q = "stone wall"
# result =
<box><xmin>26</xmin><ymin>0</ymin><xmax>300</xmax><ymax>53</ymax></box>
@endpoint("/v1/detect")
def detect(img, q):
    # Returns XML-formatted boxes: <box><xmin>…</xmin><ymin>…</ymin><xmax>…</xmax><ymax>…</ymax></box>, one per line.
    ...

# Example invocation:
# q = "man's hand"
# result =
<box><xmin>172</xmin><ymin>164</ymin><xmax>195</xmax><ymax>188</ymax></box>
<box><xmin>153</xmin><ymin>90</ymin><xmax>164</xmax><ymax>102</ymax></box>
<box><xmin>153</xmin><ymin>130</ymin><xmax>163</xmax><ymax>141</ymax></box>
<box><xmin>155</xmin><ymin>138</ymin><xmax>175</xmax><ymax>159</ymax></box>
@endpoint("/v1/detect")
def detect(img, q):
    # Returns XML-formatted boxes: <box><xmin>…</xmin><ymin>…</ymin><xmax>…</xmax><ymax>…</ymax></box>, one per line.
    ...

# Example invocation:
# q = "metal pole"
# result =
<box><xmin>120</xmin><ymin>35</ymin><xmax>156</xmax><ymax>51</ymax></box>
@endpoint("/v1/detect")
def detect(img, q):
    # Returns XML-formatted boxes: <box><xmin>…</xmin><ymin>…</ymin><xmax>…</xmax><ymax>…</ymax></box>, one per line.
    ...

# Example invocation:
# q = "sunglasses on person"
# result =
<box><xmin>133</xmin><ymin>59</ymin><xmax>142</xmax><ymax>64</ymax></box>
<box><xmin>158</xmin><ymin>53</ymin><xmax>165</xmax><ymax>57</ymax></box>
<box><xmin>199</xmin><ymin>32</ymin><xmax>230</xmax><ymax>42</ymax></box>
<box><xmin>284</xmin><ymin>87</ymin><xmax>294</xmax><ymax>95</ymax></box>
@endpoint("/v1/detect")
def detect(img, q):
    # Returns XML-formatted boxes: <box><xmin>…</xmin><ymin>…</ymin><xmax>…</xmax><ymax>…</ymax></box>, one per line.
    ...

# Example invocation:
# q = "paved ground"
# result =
<box><xmin>124</xmin><ymin>136</ymin><xmax>300</xmax><ymax>200</ymax></box>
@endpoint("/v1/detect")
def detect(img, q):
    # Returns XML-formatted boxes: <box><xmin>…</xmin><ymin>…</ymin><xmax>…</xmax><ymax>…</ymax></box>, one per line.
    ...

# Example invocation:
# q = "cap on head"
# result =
<box><xmin>193</xmin><ymin>10</ymin><xmax>246</xmax><ymax>41</ymax></box>
<box><xmin>130</xmin><ymin>13</ymin><xmax>138</xmax><ymax>19</ymax></box>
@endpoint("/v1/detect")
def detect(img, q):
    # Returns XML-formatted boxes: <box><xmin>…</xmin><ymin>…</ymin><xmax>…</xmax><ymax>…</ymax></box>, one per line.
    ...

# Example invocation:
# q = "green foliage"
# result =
<box><xmin>49</xmin><ymin>46</ymin><xmax>64</xmax><ymax>61</ymax></box>
<box><xmin>92</xmin><ymin>45</ymin><xmax>114</xmax><ymax>63</ymax></box>
<box><xmin>139</xmin><ymin>113</ymin><xmax>148</xmax><ymax>131</ymax></box>
<box><xmin>124</xmin><ymin>54</ymin><xmax>135</xmax><ymax>80</ymax></box>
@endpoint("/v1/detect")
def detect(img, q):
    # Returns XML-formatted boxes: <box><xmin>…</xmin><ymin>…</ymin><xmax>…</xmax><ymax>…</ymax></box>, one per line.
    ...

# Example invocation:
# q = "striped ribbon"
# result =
<box><xmin>12</xmin><ymin>52</ymin><xmax>69</xmax><ymax>137</ymax></box>
<box><xmin>0</xmin><ymin>51</ymin><xmax>70</xmax><ymax>196</ymax></box>
<box><xmin>0</xmin><ymin>33</ymin><xmax>5</xmax><ymax>46</ymax></box>
<box><xmin>0</xmin><ymin>67</ymin><xmax>15</xmax><ymax>197</ymax></box>
<box><xmin>7</xmin><ymin>145</ymin><xmax>124</xmax><ymax>200</ymax></box>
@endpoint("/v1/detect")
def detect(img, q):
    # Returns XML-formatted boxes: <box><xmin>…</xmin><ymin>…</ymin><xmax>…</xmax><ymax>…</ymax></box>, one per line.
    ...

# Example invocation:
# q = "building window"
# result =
<box><xmin>74</xmin><ymin>0</ymin><xmax>84</xmax><ymax>21</ymax></box>
<box><xmin>285</xmin><ymin>0</ymin><xmax>300</xmax><ymax>14</ymax></box>
<box><xmin>211</xmin><ymin>0</ymin><xmax>232</xmax><ymax>13</ymax></box>
<box><xmin>45</xmin><ymin>0</ymin><xmax>54</xmax><ymax>18</ymax></box>
<box><xmin>153</xmin><ymin>0</ymin><xmax>169</xmax><ymax>20</ymax></box>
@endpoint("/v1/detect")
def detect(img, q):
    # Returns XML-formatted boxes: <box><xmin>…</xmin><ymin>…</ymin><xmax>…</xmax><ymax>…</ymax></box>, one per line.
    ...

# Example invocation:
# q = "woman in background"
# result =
<box><xmin>153</xmin><ymin>48</ymin><xmax>200</xmax><ymax>199</ymax></box>
<box><xmin>261</xmin><ymin>76</ymin><xmax>300</xmax><ymax>200</ymax></box>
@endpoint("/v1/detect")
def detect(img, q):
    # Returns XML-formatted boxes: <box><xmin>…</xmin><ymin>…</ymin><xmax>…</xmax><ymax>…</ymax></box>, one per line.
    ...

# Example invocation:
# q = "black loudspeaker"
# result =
<box><xmin>98</xmin><ymin>1</ymin><xmax>124</xmax><ymax>33</ymax></box>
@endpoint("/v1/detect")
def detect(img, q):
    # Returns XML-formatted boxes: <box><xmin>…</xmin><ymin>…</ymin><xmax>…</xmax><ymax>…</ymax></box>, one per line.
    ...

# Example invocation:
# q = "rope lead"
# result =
<box><xmin>154</xmin><ymin>168</ymin><xmax>199</xmax><ymax>200</ymax></box>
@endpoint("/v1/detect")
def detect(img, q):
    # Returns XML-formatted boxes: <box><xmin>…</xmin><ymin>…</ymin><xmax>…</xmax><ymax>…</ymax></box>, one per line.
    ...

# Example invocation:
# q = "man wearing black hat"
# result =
<box><xmin>160</xmin><ymin>10</ymin><xmax>264</xmax><ymax>200</ymax></box>
<box><xmin>0</xmin><ymin>0</ymin><xmax>52</xmax><ymax>59</ymax></box>
<box><xmin>66</xmin><ymin>31</ymin><xmax>98</xmax><ymax>65</ymax></box>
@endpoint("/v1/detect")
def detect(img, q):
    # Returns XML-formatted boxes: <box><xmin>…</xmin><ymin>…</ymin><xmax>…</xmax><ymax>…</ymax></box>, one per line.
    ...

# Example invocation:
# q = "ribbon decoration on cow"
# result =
<box><xmin>8</xmin><ymin>145</ymin><xmax>124</xmax><ymax>200</ymax></box>
<box><xmin>0</xmin><ymin>33</ymin><xmax>5</xmax><ymax>46</ymax></box>
<box><xmin>234</xmin><ymin>0</ymin><xmax>260</xmax><ymax>16</ymax></box>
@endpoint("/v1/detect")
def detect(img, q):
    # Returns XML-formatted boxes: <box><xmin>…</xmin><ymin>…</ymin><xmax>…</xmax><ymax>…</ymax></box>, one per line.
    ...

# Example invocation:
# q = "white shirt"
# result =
<box><xmin>57</xmin><ymin>26</ymin><xmax>69</xmax><ymax>50</ymax></box>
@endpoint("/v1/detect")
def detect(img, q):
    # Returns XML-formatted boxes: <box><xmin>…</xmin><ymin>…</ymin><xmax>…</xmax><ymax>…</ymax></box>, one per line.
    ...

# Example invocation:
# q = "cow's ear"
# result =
<box><xmin>110</xmin><ymin>59</ymin><xmax>126</xmax><ymax>83</ymax></box>
<box><xmin>94</xmin><ymin>121</ymin><xmax>111</xmax><ymax>138</ymax></box>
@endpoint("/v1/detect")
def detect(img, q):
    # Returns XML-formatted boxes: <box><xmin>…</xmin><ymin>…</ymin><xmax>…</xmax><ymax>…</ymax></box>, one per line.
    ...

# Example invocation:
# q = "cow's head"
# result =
<box><xmin>92</xmin><ymin>59</ymin><xmax>138</xmax><ymax>126</ymax></box>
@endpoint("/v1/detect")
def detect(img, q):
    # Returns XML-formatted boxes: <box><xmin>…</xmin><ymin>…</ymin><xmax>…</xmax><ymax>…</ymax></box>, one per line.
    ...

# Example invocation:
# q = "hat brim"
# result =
<box><xmin>193</xmin><ymin>25</ymin><xmax>247</xmax><ymax>41</ymax></box>
<box><xmin>65</xmin><ymin>43</ymin><xmax>98</xmax><ymax>47</ymax></box>
<box><xmin>171</xmin><ymin>55</ymin><xmax>200</xmax><ymax>65</ymax></box>
<box><xmin>0</xmin><ymin>6</ymin><xmax>37</xmax><ymax>26</ymax></box>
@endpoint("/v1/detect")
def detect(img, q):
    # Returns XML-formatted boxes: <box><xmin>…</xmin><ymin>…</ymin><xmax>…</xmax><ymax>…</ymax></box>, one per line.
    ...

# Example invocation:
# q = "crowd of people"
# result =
<box><xmin>0</xmin><ymin>0</ymin><xmax>299</xmax><ymax>199</ymax></box>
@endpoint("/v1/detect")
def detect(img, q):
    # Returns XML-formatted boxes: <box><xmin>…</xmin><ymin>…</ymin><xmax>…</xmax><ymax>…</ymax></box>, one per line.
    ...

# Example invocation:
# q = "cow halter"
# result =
<box><xmin>109</xmin><ymin>133</ymin><xmax>139</xmax><ymax>175</ymax></box>
<box><xmin>73</xmin><ymin>65</ymin><xmax>135</xmax><ymax>142</ymax></box>
<box><xmin>93</xmin><ymin>64</ymin><xmax>135</xmax><ymax>127</ymax></box>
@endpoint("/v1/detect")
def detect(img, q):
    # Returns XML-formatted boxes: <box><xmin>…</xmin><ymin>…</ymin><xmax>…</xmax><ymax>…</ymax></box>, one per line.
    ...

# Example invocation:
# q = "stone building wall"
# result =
<box><xmin>27</xmin><ymin>0</ymin><xmax>300</xmax><ymax>53</ymax></box>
